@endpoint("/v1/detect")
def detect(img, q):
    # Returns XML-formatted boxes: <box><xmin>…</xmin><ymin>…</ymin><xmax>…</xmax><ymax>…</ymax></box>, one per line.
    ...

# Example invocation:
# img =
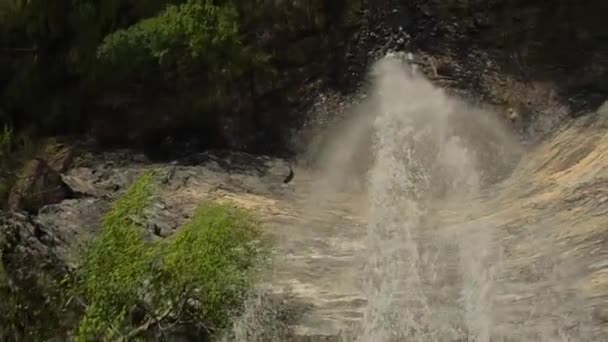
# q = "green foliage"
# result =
<box><xmin>160</xmin><ymin>202</ymin><xmax>268</xmax><ymax>329</ymax></box>
<box><xmin>73</xmin><ymin>172</ymin><xmax>268</xmax><ymax>340</ymax></box>
<box><xmin>0</xmin><ymin>0</ymin><xmax>362</xmax><ymax>151</ymax></box>
<box><xmin>0</xmin><ymin>0</ymin><xmax>178</xmax><ymax>133</ymax></box>
<box><xmin>75</xmin><ymin>171</ymin><xmax>156</xmax><ymax>340</ymax></box>
<box><xmin>97</xmin><ymin>0</ymin><xmax>269</xmax><ymax>94</ymax></box>
<box><xmin>0</xmin><ymin>170</ymin><xmax>269</xmax><ymax>339</ymax></box>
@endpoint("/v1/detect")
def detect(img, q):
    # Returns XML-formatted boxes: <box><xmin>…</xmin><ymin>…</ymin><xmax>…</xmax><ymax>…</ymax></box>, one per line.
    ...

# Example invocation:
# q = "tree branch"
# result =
<box><xmin>123</xmin><ymin>306</ymin><xmax>173</xmax><ymax>340</ymax></box>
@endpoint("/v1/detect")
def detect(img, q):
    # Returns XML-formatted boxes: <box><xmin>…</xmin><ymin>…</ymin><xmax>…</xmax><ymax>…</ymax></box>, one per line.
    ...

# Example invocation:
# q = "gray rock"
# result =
<box><xmin>0</xmin><ymin>210</ymin><xmax>67</xmax><ymax>288</ymax></box>
<box><xmin>8</xmin><ymin>158</ymin><xmax>73</xmax><ymax>213</ymax></box>
<box><xmin>36</xmin><ymin>198</ymin><xmax>110</xmax><ymax>266</ymax></box>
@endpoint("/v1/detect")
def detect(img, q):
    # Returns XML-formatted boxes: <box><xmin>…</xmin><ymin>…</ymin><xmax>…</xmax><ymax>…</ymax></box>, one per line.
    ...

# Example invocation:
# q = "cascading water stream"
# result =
<box><xmin>356</xmin><ymin>53</ymin><xmax>601</xmax><ymax>342</ymax></box>
<box><xmin>358</xmin><ymin>54</ymin><xmax>513</xmax><ymax>342</ymax></box>
<box><xmin>225</xmin><ymin>53</ymin><xmax>605</xmax><ymax>342</ymax></box>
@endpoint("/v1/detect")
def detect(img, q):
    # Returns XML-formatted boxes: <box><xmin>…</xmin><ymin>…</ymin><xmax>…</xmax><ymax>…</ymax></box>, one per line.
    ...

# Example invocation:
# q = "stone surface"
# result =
<box><xmin>0</xmin><ymin>211</ymin><xmax>64</xmax><ymax>274</ymax></box>
<box><xmin>36</xmin><ymin>198</ymin><xmax>110</xmax><ymax>266</ymax></box>
<box><xmin>2</xmin><ymin>121</ymin><xmax>608</xmax><ymax>340</ymax></box>
<box><xmin>38</xmin><ymin>138</ymin><xmax>76</xmax><ymax>173</ymax></box>
<box><xmin>7</xmin><ymin>158</ymin><xmax>72</xmax><ymax>213</ymax></box>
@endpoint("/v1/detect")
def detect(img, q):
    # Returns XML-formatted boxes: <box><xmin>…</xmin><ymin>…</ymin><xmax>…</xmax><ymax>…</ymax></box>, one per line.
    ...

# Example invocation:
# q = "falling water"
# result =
<box><xmin>225</xmin><ymin>52</ymin><xmax>605</xmax><ymax>342</ymax></box>
<box><xmin>355</xmin><ymin>52</ymin><xmax>602</xmax><ymax>342</ymax></box>
<box><xmin>358</xmin><ymin>53</ymin><xmax>518</xmax><ymax>341</ymax></box>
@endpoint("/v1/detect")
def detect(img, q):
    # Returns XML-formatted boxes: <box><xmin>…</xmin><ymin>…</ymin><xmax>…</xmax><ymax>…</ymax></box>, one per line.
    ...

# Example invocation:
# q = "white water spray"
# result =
<box><xmin>358</xmin><ymin>54</ymin><xmax>517</xmax><ymax>341</ymax></box>
<box><xmin>225</xmin><ymin>53</ymin><xmax>602</xmax><ymax>342</ymax></box>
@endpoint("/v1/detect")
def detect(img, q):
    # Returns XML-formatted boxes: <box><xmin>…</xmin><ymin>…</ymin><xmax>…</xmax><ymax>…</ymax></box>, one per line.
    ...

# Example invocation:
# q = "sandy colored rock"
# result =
<box><xmin>7</xmin><ymin>158</ymin><xmax>72</xmax><ymax>213</ymax></box>
<box><xmin>38</xmin><ymin>138</ymin><xmax>76</xmax><ymax>173</ymax></box>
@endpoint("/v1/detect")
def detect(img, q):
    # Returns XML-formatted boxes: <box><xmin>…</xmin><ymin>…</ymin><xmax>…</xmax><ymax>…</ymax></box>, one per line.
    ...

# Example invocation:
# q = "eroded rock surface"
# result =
<box><xmin>1</xmin><ymin>114</ymin><xmax>608</xmax><ymax>341</ymax></box>
<box><xmin>8</xmin><ymin>158</ymin><xmax>73</xmax><ymax>213</ymax></box>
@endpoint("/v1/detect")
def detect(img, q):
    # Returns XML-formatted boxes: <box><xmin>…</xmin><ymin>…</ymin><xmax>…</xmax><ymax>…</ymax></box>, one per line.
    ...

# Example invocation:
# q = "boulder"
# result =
<box><xmin>38</xmin><ymin>138</ymin><xmax>76</xmax><ymax>173</ymax></box>
<box><xmin>0</xmin><ymin>210</ymin><xmax>72</xmax><ymax>340</ymax></box>
<box><xmin>0</xmin><ymin>210</ymin><xmax>67</xmax><ymax>283</ymax></box>
<box><xmin>7</xmin><ymin>158</ymin><xmax>73</xmax><ymax>213</ymax></box>
<box><xmin>36</xmin><ymin>198</ymin><xmax>110</xmax><ymax>265</ymax></box>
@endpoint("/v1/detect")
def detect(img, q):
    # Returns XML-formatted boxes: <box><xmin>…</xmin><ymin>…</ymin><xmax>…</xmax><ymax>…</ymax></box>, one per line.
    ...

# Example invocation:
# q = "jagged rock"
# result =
<box><xmin>38</xmin><ymin>138</ymin><xmax>76</xmax><ymax>173</ymax></box>
<box><xmin>223</xmin><ymin>288</ymin><xmax>308</xmax><ymax>342</ymax></box>
<box><xmin>36</xmin><ymin>198</ymin><xmax>110</xmax><ymax>265</ymax></box>
<box><xmin>61</xmin><ymin>171</ymin><xmax>104</xmax><ymax>198</ymax></box>
<box><xmin>7</xmin><ymin>158</ymin><xmax>73</xmax><ymax>213</ymax></box>
<box><xmin>0</xmin><ymin>210</ymin><xmax>73</xmax><ymax>340</ymax></box>
<box><xmin>61</xmin><ymin>166</ymin><xmax>147</xmax><ymax>199</ymax></box>
<box><xmin>142</xmin><ymin>201</ymin><xmax>181</xmax><ymax>238</ymax></box>
<box><xmin>0</xmin><ymin>211</ymin><xmax>66</xmax><ymax>282</ymax></box>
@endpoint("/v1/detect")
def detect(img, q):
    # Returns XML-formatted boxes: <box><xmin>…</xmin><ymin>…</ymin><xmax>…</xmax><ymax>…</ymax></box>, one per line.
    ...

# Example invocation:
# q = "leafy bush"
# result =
<box><xmin>73</xmin><ymin>172</ymin><xmax>268</xmax><ymax>340</ymax></box>
<box><xmin>0</xmin><ymin>0</ymin><xmax>363</xmax><ymax>152</ymax></box>
<box><xmin>97</xmin><ymin>1</ymin><xmax>268</xmax><ymax>87</ymax></box>
<box><xmin>74</xmin><ymin>171</ymin><xmax>156</xmax><ymax>340</ymax></box>
<box><xmin>160</xmin><ymin>202</ymin><xmax>268</xmax><ymax>330</ymax></box>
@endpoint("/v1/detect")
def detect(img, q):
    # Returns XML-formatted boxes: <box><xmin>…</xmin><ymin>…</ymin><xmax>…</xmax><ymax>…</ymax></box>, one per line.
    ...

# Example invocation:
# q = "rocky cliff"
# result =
<box><xmin>2</xmin><ymin>1</ymin><xmax>608</xmax><ymax>341</ymax></box>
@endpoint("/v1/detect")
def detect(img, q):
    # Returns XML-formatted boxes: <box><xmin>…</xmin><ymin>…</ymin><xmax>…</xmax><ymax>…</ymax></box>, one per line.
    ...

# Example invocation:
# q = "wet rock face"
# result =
<box><xmin>0</xmin><ymin>149</ymin><xmax>298</xmax><ymax>339</ymax></box>
<box><xmin>8</xmin><ymin>149</ymin><xmax>293</xmax><ymax>255</ymax></box>
<box><xmin>36</xmin><ymin>198</ymin><xmax>110</xmax><ymax>264</ymax></box>
<box><xmin>353</xmin><ymin>1</ymin><xmax>608</xmax><ymax>129</ymax></box>
<box><xmin>8</xmin><ymin>158</ymin><xmax>73</xmax><ymax>213</ymax></box>
<box><xmin>0</xmin><ymin>210</ymin><xmax>77</xmax><ymax>340</ymax></box>
<box><xmin>0</xmin><ymin>211</ymin><xmax>65</xmax><ymax>277</ymax></box>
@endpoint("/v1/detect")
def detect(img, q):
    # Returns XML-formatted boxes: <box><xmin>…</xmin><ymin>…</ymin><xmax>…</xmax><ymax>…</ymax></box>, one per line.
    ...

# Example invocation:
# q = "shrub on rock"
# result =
<box><xmin>73</xmin><ymin>171</ymin><xmax>268</xmax><ymax>340</ymax></box>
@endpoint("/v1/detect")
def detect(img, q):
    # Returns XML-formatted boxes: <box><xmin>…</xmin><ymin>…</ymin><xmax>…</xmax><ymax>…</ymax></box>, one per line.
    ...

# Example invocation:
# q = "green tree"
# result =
<box><xmin>74</xmin><ymin>171</ymin><xmax>156</xmax><ymax>340</ymax></box>
<box><xmin>73</xmin><ymin>172</ymin><xmax>268</xmax><ymax>340</ymax></box>
<box><xmin>0</xmin><ymin>0</ymin><xmax>362</xmax><ymax>152</ymax></box>
<box><xmin>0</xmin><ymin>0</ymin><xmax>177</xmax><ymax>132</ymax></box>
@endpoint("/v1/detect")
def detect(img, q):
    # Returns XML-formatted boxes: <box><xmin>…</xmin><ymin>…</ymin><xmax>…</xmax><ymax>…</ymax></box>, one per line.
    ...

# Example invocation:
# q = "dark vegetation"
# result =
<box><xmin>0</xmin><ymin>6</ymin><xmax>365</xmax><ymax>336</ymax></box>
<box><xmin>0</xmin><ymin>0</ymin><xmax>363</xmax><ymax>156</ymax></box>
<box><xmin>3</xmin><ymin>1</ymin><xmax>608</xmax><ymax>156</ymax></box>
<box><xmin>376</xmin><ymin>0</ymin><xmax>608</xmax><ymax>116</ymax></box>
